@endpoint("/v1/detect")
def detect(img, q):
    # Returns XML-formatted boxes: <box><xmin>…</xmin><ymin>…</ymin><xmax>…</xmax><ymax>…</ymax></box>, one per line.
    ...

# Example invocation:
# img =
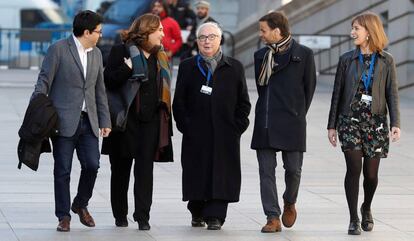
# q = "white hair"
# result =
<box><xmin>196</xmin><ymin>22</ymin><xmax>223</xmax><ymax>38</ymax></box>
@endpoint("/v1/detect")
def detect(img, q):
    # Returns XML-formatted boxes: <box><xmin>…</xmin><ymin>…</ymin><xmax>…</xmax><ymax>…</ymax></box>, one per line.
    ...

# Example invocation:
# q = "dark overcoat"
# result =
<box><xmin>101</xmin><ymin>44</ymin><xmax>173</xmax><ymax>162</ymax></box>
<box><xmin>251</xmin><ymin>40</ymin><xmax>316</xmax><ymax>152</ymax></box>
<box><xmin>173</xmin><ymin>55</ymin><xmax>251</xmax><ymax>202</ymax></box>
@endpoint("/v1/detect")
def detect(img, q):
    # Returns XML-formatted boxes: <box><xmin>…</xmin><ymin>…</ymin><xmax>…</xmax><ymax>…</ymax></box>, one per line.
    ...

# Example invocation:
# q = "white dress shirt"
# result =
<box><xmin>73</xmin><ymin>35</ymin><xmax>93</xmax><ymax>112</ymax></box>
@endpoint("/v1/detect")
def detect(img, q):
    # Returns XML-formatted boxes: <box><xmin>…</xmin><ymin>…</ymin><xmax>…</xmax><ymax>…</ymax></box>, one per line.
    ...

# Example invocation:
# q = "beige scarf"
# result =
<box><xmin>258</xmin><ymin>35</ymin><xmax>292</xmax><ymax>86</ymax></box>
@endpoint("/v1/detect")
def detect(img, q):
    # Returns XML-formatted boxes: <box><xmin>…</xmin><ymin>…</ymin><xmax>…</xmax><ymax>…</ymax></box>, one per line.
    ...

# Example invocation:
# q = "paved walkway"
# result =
<box><xmin>0</xmin><ymin>69</ymin><xmax>413</xmax><ymax>241</ymax></box>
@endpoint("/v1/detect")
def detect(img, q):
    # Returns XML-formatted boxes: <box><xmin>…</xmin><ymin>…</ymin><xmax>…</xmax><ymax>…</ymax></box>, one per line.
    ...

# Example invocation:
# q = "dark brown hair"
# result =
<box><xmin>151</xmin><ymin>0</ymin><xmax>170</xmax><ymax>16</ymax></box>
<box><xmin>121</xmin><ymin>13</ymin><xmax>161</xmax><ymax>52</ymax></box>
<box><xmin>352</xmin><ymin>11</ymin><xmax>388</xmax><ymax>52</ymax></box>
<box><xmin>259</xmin><ymin>11</ymin><xmax>290</xmax><ymax>38</ymax></box>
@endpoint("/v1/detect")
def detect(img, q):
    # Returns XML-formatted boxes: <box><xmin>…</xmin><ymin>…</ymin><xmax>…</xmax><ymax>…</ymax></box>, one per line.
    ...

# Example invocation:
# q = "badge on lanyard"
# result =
<box><xmin>359</xmin><ymin>52</ymin><xmax>376</xmax><ymax>104</ymax></box>
<box><xmin>361</xmin><ymin>94</ymin><xmax>372</xmax><ymax>103</ymax></box>
<box><xmin>200</xmin><ymin>85</ymin><xmax>212</xmax><ymax>95</ymax></box>
<box><xmin>197</xmin><ymin>55</ymin><xmax>213</xmax><ymax>95</ymax></box>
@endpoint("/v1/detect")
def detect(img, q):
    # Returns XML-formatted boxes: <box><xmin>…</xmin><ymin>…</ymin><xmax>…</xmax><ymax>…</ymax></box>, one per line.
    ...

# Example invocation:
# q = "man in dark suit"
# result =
<box><xmin>32</xmin><ymin>10</ymin><xmax>111</xmax><ymax>232</ymax></box>
<box><xmin>251</xmin><ymin>11</ymin><xmax>316</xmax><ymax>233</ymax></box>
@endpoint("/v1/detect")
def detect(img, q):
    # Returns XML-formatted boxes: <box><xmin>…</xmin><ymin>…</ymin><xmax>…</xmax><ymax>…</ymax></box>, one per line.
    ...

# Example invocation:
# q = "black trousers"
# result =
<box><xmin>109</xmin><ymin>154</ymin><xmax>154</xmax><ymax>223</ymax></box>
<box><xmin>187</xmin><ymin>200</ymin><xmax>229</xmax><ymax>223</ymax></box>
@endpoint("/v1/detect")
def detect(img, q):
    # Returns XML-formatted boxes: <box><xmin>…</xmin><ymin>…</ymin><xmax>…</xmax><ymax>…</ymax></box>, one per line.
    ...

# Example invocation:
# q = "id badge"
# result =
<box><xmin>200</xmin><ymin>85</ymin><xmax>212</xmax><ymax>95</ymax></box>
<box><xmin>361</xmin><ymin>94</ymin><xmax>372</xmax><ymax>103</ymax></box>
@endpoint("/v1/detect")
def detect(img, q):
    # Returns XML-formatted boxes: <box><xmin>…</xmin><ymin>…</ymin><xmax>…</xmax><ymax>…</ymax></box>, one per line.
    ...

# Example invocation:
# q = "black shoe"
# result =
<box><xmin>348</xmin><ymin>220</ymin><xmax>361</xmax><ymax>235</ymax></box>
<box><xmin>207</xmin><ymin>218</ymin><xmax>222</xmax><ymax>230</ymax></box>
<box><xmin>361</xmin><ymin>206</ymin><xmax>374</xmax><ymax>231</ymax></box>
<box><xmin>191</xmin><ymin>217</ymin><xmax>206</xmax><ymax>227</ymax></box>
<box><xmin>115</xmin><ymin>218</ymin><xmax>128</xmax><ymax>227</ymax></box>
<box><xmin>138</xmin><ymin>221</ymin><xmax>151</xmax><ymax>230</ymax></box>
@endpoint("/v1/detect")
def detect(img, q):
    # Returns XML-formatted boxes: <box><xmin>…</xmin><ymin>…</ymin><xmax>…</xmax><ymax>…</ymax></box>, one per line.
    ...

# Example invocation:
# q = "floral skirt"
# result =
<box><xmin>337</xmin><ymin>114</ymin><xmax>389</xmax><ymax>158</ymax></box>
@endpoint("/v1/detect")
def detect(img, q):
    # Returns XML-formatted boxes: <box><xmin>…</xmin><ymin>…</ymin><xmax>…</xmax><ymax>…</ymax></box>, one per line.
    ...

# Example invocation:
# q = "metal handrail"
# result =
<box><xmin>223</xmin><ymin>30</ymin><xmax>235</xmax><ymax>57</ymax></box>
<box><xmin>256</xmin><ymin>34</ymin><xmax>352</xmax><ymax>75</ymax></box>
<box><xmin>0</xmin><ymin>28</ymin><xmax>71</xmax><ymax>69</ymax></box>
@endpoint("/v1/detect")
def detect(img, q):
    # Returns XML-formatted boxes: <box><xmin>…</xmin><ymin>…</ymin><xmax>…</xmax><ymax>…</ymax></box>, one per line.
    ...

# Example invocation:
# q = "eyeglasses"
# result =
<box><xmin>197</xmin><ymin>34</ymin><xmax>219</xmax><ymax>42</ymax></box>
<box><xmin>92</xmin><ymin>30</ymin><xmax>103</xmax><ymax>35</ymax></box>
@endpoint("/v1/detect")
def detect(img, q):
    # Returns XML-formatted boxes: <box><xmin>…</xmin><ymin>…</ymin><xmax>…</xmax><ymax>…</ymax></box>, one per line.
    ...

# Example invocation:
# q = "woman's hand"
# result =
<box><xmin>124</xmin><ymin>57</ymin><xmax>132</xmax><ymax>69</ymax></box>
<box><xmin>328</xmin><ymin>129</ymin><xmax>337</xmax><ymax>147</ymax></box>
<box><xmin>390</xmin><ymin>127</ymin><xmax>401</xmax><ymax>142</ymax></box>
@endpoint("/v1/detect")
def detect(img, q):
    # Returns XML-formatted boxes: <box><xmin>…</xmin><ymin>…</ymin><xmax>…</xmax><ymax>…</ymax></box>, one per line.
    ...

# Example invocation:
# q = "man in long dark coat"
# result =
<box><xmin>251</xmin><ymin>11</ymin><xmax>316</xmax><ymax>233</ymax></box>
<box><xmin>173</xmin><ymin>22</ymin><xmax>251</xmax><ymax>230</ymax></box>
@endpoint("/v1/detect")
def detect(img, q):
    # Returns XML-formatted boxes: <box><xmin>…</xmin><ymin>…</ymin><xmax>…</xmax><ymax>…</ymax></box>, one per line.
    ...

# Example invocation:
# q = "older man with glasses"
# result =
<box><xmin>173</xmin><ymin>22</ymin><xmax>251</xmax><ymax>230</ymax></box>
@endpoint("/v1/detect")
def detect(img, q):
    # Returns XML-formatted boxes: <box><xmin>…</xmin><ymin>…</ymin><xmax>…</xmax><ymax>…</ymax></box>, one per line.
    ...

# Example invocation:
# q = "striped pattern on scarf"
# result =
<box><xmin>258</xmin><ymin>35</ymin><xmax>292</xmax><ymax>86</ymax></box>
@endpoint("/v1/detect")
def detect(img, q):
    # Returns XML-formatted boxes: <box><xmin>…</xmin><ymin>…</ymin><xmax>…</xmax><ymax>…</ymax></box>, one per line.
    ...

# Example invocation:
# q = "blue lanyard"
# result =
<box><xmin>197</xmin><ymin>55</ymin><xmax>212</xmax><ymax>85</ymax></box>
<box><xmin>358</xmin><ymin>52</ymin><xmax>376</xmax><ymax>92</ymax></box>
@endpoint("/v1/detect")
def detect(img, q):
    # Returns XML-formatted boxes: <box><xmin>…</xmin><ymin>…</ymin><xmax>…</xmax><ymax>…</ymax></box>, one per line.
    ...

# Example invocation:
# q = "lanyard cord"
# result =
<box><xmin>358</xmin><ymin>52</ymin><xmax>376</xmax><ymax>92</ymax></box>
<box><xmin>197</xmin><ymin>55</ymin><xmax>212</xmax><ymax>86</ymax></box>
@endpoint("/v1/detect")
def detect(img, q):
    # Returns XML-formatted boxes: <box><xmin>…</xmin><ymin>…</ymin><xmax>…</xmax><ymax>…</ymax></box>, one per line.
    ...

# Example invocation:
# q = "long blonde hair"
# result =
<box><xmin>352</xmin><ymin>11</ymin><xmax>388</xmax><ymax>52</ymax></box>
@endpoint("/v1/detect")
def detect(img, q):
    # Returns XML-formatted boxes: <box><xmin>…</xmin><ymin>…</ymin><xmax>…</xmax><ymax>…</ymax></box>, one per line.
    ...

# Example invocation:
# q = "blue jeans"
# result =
<box><xmin>51</xmin><ymin>113</ymin><xmax>100</xmax><ymax>220</ymax></box>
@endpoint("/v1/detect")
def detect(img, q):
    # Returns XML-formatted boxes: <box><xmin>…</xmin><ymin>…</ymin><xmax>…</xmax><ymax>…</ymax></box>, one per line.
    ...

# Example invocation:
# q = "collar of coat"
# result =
<box><xmin>350</xmin><ymin>48</ymin><xmax>387</xmax><ymax>88</ymax></box>
<box><xmin>351</xmin><ymin>47</ymin><xmax>386</xmax><ymax>61</ymax></box>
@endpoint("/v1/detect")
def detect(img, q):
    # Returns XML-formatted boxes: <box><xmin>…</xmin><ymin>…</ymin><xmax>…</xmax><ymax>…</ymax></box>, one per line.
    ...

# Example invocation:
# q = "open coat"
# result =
<box><xmin>173</xmin><ymin>55</ymin><xmax>251</xmax><ymax>202</ymax></box>
<box><xmin>32</xmin><ymin>36</ymin><xmax>111</xmax><ymax>138</ymax></box>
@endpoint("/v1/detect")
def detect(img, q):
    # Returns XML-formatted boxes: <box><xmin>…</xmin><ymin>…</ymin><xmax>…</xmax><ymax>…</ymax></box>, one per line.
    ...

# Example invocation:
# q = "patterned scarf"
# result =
<box><xmin>128</xmin><ymin>44</ymin><xmax>148</xmax><ymax>81</ymax></box>
<box><xmin>128</xmin><ymin>44</ymin><xmax>172</xmax><ymax>160</ymax></box>
<box><xmin>258</xmin><ymin>35</ymin><xmax>292</xmax><ymax>86</ymax></box>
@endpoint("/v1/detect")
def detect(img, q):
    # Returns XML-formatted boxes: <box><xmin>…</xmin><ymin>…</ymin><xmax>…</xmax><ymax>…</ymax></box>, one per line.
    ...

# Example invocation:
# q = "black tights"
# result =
<box><xmin>344</xmin><ymin>150</ymin><xmax>380</xmax><ymax>221</ymax></box>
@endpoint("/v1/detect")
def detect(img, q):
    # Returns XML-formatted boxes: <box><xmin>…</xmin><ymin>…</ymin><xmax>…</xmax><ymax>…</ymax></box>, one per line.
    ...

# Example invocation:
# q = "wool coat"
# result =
<box><xmin>101</xmin><ymin>44</ymin><xmax>173</xmax><ymax>162</ymax></box>
<box><xmin>173</xmin><ymin>55</ymin><xmax>251</xmax><ymax>202</ymax></box>
<box><xmin>251</xmin><ymin>40</ymin><xmax>316</xmax><ymax>152</ymax></box>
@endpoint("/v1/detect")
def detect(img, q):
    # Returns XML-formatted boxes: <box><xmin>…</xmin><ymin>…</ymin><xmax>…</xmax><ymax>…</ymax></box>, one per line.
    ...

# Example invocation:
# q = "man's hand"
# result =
<box><xmin>328</xmin><ymin>129</ymin><xmax>337</xmax><ymax>147</ymax></box>
<box><xmin>100</xmin><ymin>128</ymin><xmax>111</xmax><ymax>137</ymax></box>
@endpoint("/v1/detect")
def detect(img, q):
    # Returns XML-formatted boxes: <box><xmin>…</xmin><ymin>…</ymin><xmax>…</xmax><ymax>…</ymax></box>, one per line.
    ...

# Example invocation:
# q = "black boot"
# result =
<box><xmin>207</xmin><ymin>218</ymin><xmax>222</xmax><ymax>230</ymax></box>
<box><xmin>348</xmin><ymin>220</ymin><xmax>361</xmax><ymax>235</ymax></box>
<box><xmin>138</xmin><ymin>221</ymin><xmax>151</xmax><ymax>230</ymax></box>
<box><xmin>361</xmin><ymin>205</ymin><xmax>374</xmax><ymax>231</ymax></box>
<box><xmin>191</xmin><ymin>217</ymin><xmax>206</xmax><ymax>227</ymax></box>
<box><xmin>115</xmin><ymin>217</ymin><xmax>128</xmax><ymax>227</ymax></box>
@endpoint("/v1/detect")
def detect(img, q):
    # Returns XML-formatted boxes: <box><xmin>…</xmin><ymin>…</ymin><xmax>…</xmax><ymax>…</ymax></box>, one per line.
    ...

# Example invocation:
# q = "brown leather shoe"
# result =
<box><xmin>71</xmin><ymin>206</ymin><xmax>95</xmax><ymax>227</ymax></box>
<box><xmin>57</xmin><ymin>216</ymin><xmax>70</xmax><ymax>232</ymax></box>
<box><xmin>282</xmin><ymin>201</ymin><xmax>297</xmax><ymax>228</ymax></box>
<box><xmin>261</xmin><ymin>217</ymin><xmax>282</xmax><ymax>233</ymax></box>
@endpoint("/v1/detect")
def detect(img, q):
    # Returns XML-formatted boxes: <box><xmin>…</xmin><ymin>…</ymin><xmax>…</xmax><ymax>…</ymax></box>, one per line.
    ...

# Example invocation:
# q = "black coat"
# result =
<box><xmin>101</xmin><ymin>44</ymin><xmax>173</xmax><ymax>162</ymax></box>
<box><xmin>251</xmin><ymin>40</ymin><xmax>316</xmax><ymax>152</ymax></box>
<box><xmin>18</xmin><ymin>93</ymin><xmax>59</xmax><ymax>170</ymax></box>
<box><xmin>327</xmin><ymin>49</ymin><xmax>400</xmax><ymax>129</ymax></box>
<box><xmin>173</xmin><ymin>55</ymin><xmax>251</xmax><ymax>202</ymax></box>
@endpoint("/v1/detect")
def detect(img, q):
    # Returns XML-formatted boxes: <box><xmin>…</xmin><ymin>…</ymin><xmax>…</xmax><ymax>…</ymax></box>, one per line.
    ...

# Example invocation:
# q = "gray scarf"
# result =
<box><xmin>258</xmin><ymin>35</ymin><xmax>292</xmax><ymax>86</ymax></box>
<box><xmin>200</xmin><ymin>47</ymin><xmax>223</xmax><ymax>73</ymax></box>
